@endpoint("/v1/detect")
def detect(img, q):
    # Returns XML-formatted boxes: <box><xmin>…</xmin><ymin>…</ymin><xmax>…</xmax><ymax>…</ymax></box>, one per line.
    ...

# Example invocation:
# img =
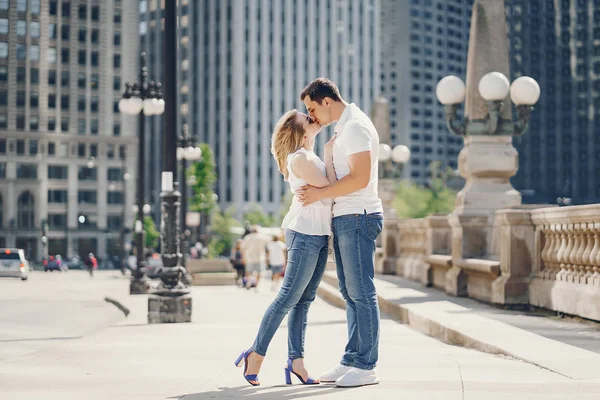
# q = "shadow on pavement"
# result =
<box><xmin>173</xmin><ymin>384</ymin><xmax>349</xmax><ymax>399</ymax></box>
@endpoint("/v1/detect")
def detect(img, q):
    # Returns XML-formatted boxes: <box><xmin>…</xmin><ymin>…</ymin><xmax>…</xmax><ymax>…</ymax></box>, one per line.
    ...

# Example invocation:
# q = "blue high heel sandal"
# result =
<box><xmin>234</xmin><ymin>349</ymin><xmax>260</xmax><ymax>386</ymax></box>
<box><xmin>284</xmin><ymin>358</ymin><xmax>320</xmax><ymax>385</ymax></box>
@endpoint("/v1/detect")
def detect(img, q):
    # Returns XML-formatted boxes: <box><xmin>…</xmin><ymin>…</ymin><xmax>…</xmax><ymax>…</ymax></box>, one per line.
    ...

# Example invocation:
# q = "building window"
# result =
<box><xmin>48</xmin><ymin>70</ymin><xmax>56</xmax><ymax>85</ymax></box>
<box><xmin>48</xmin><ymin>94</ymin><xmax>56</xmax><ymax>108</ymax></box>
<box><xmin>78</xmin><ymin>95</ymin><xmax>86</xmax><ymax>111</ymax></box>
<box><xmin>17</xmin><ymin>91</ymin><xmax>26</xmax><ymax>107</ymax></box>
<box><xmin>16</xmin><ymin>44</ymin><xmax>26</xmax><ymax>60</ymax></box>
<box><xmin>61</xmin><ymin>95</ymin><xmax>69</xmax><ymax>110</ymax></box>
<box><xmin>113</xmin><ymin>76</ymin><xmax>121</xmax><ymax>91</ymax></box>
<box><xmin>0</xmin><ymin>42</ymin><xmax>7</xmax><ymax>58</ymax></box>
<box><xmin>48</xmin><ymin>214</ymin><xmax>67</xmax><ymax>228</ymax></box>
<box><xmin>61</xmin><ymin>24</ymin><xmax>70</xmax><ymax>41</ymax></box>
<box><xmin>48</xmin><ymin>165</ymin><xmax>68</xmax><ymax>180</ymax></box>
<box><xmin>48</xmin><ymin>117</ymin><xmax>56</xmax><ymax>131</ymax></box>
<box><xmin>61</xmin><ymin>118</ymin><xmax>68</xmax><ymax>132</ymax></box>
<box><xmin>30</xmin><ymin>91</ymin><xmax>39</xmax><ymax>108</ymax></box>
<box><xmin>108</xmin><ymin>168</ymin><xmax>124</xmax><ymax>181</ymax></box>
<box><xmin>17</xmin><ymin>191</ymin><xmax>35</xmax><ymax>229</ymax></box>
<box><xmin>62</xmin><ymin>1</ymin><xmax>70</xmax><ymax>17</ymax></box>
<box><xmin>61</xmin><ymin>71</ymin><xmax>69</xmax><ymax>87</ymax></box>
<box><xmin>48</xmin><ymin>190</ymin><xmax>68</xmax><ymax>203</ymax></box>
<box><xmin>16</xmin><ymin>115</ymin><xmax>25</xmax><ymax>130</ymax></box>
<box><xmin>0</xmin><ymin>18</ymin><xmax>8</xmax><ymax>34</ymax></box>
<box><xmin>16</xmin><ymin>139</ymin><xmax>25</xmax><ymax>154</ymax></box>
<box><xmin>78</xmin><ymin>167</ymin><xmax>97</xmax><ymax>181</ymax></box>
<box><xmin>90</xmin><ymin>119</ymin><xmax>98</xmax><ymax>135</ymax></box>
<box><xmin>79</xmin><ymin>4</ymin><xmax>86</xmax><ymax>19</ymax></box>
<box><xmin>91</xmin><ymin>29</ymin><xmax>98</xmax><ymax>43</ymax></box>
<box><xmin>30</xmin><ymin>116</ymin><xmax>39</xmax><ymax>130</ymax></box>
<box><xmin>114</xmin><ymin>9</ymin><xmax>121</xmax><ymax>24</ymax></box>
<box><xmin>48</xmin><ymin>47</ymin><xmax>57</xmax><ymax>63</ymax></box>
<box><xmin>90</xmin><ymin>73</ymin><xmax>98</xmax><ymax>89</ymax></box>
<box><xmin>113</xmin><ymin>55</ymin><xmax>121</xmax><ymax>69</ymax></box>
<box><xmin>91</xmin><ymin>96</ymin><xmax>98</xmax><ymax>112</ymax></box>
<box><xmin>29</xmin><ymin>140</ymin><xmax>38</xmax><ymax>155</ymax></box>
<box><xmin>107</xmin><ymin>216</ymin><xmax>123</xmax><ymax>230</ymax></box>
<box><xmin>0</xmin><ymin>0</ymin><xmax>8</xmax><ymax>10</ymax></box>
<box><xmin>78</xmin><ymin>190</ymin><xmax>97</xmax><ymax>204</ymax></box>
<box><xmin>91</xmin><ymin>51</ymin><xmax>98</xmax><ymax>66</ymax></box>
<box><xmin>61</xmin><ymin>48</ymin><xmax>69</xmax><ymax>64</ymax></box>
<box><xmin>49</xmin><ymin>23</ymin><xmax>57</xmax><ymax>39</ymax></box>
<box><xmin>78</xmin><ymin>143</ymin><xmax>85</xmax><ymax>157</ymax></box>
<box><xmin>31</xmin><ymin>0</ymin><xmax>40</xmax><ymax>14</ymax></box>
<box><xmin>0</xmin><ymin>66</ymin><xmax>6</xmax><ymax>81</ymax></box>
<box><xmin>30</xmin><ymin>45</ymin><xmax>40</xmax><ymax>61</ymax></box>
<box><xmin>0</xmin><ymin>90</ymin><xmax>6</xmax><ymax>106</ymax></box>
<box><xmin>78</xmin><ymin>27</ymin><xmax>86</xmax><ymax>42</ymax></box>
<box><xmin>48</xmin><ymin>142</ymin><xmax>56</xmax><ymax>155</ymax></box>
<box><xmin>16</xmin><ymin>0</ymin><xmax>27</xmax><ymax>13</ymax></box>
<box><xmin>16</xmin><ymin>20</ymin><xmax>27</xmax><ymax>36</ymax></box>
<box><xmin>16</xmin><ymin>164</ymin><xmax>37</xmax><ymax>179</ymax></box>
<box><xmin>114</xmin><ymin>32</ymin><xmax>121</xmax><ymax>46</ymax></box>
<box><xmin>90</xmin><ymin>144</ymin><xmax>97</xmax><ymax>157</ymax></box>
<box><xmin>17</xmin><ymin>68</ymin><xmax>26</xmax><ymax>83</ymax></box>
<box><xmin>113</xmin><ymin>123</ymin><xmax>120</xmax><ymax>136</ymax></box>
<box><xmin>108</xmin><ymin>191</ymin><xmax>124</xmax><ymax>205</ymax></box>
<box><xmin>78</xmin><ymin>72</ymin><xmax>85</xmax><ymax>87</ymax></box>
<box><xmin>78</xmin><ymin>50</ymin><xmax>86</xmax><ymax>64</ymax></box>
<box><xmin>31</xmin><ymin>68</ymin><xmax>39</xmax><ymax>84</ymax></box>
<box><xmin>91</xmin><ymin>6</ymin><xmax>100</xmax><ymax>21</ymax></box>
<box><xmin>78</xmin><ymin>119</ymin><xmax>86</xmax><ymax>134</ymax></box>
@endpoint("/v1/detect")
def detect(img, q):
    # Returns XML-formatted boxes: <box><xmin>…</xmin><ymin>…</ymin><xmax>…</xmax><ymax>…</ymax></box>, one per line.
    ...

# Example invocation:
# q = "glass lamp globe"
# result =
<box><xmin>118</xmin><ymin>97</ymin><xmax>143</xmax><ymax>115</ymax></box>
<box><xmin>392</xmin><ymin>145</ymin><xmax>411</xmax><ymax>164</ymax></box>
<box><xmin>379</xmin><ymin>143</ymin><xmax>392</xmax><ymax>162</ymax></box>
<box><xmin>478</xmin><ymin>72</ymin><xmax>510</xmax><ymax>101</ymax></box>
<box><xmin>142</xmin><ymin>204</ymin><xmax>151</xmax><ymax>214</ymax></box>
<box><xmin>436</xmin><ymin>76</ymin><xmax>466</xmax><ymax>105</ymax></box>
<box><xmin>510</xmin><ymin>76</ymin><xmax>541</xmax><ymax>106</ymax></box>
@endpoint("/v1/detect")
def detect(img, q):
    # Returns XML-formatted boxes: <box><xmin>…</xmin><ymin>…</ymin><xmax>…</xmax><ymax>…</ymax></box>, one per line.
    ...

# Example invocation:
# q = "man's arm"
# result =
<box><xmin>298</xmin><ymin>151</ymin><xmax>371</xmax><ymax>205</ymax></box>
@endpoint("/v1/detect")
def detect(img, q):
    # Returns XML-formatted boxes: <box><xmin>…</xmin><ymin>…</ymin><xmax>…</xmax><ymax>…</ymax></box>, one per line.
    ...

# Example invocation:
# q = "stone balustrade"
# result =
<box><xmin>387</xmin><ymin>204</ymin><xmax>600</xmax><ymax>322</ymax></box>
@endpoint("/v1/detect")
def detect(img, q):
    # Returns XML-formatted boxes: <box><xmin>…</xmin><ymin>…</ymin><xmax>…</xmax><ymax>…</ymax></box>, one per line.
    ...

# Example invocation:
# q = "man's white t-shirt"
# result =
<box><xmin>332</xmin><ymin>103</ymin><xmax>383</xmax><ymax>217</ymax></box>
<box><xmin>265</xmin><ymin>241</ymin><xmax>286</xmax><ymax>266</ymax></box>
<box><xmin>243</xmin><ymin>233</ymin><xmax>269</xmax><ymax>264</ymax></box>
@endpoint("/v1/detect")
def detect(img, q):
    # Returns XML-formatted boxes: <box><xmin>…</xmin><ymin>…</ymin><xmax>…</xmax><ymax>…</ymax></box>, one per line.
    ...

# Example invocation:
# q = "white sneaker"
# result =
<box><xmin>335</xmin><ymin>367</ymin><xmax>379</xmax><ymax>387</ymax></box>
<box><xmin>319</xmin><ymin>364</ymin><xmax>353</xmax><ymax>383</ymax></box>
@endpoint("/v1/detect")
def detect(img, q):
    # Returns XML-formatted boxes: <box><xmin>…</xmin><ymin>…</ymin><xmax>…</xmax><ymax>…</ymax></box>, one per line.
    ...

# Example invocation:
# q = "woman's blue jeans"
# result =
<box><xmin>251</xmin><ymin>229</ymin><xmax>329</xmax><ymax>359</ymax></box>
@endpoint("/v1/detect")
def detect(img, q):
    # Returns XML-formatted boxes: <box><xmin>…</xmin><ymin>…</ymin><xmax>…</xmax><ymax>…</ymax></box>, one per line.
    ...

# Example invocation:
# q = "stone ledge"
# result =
<box><xmin>191</xmin><ymin>272</ymin><xmax>237</xmax><ymax>286</ymax></box>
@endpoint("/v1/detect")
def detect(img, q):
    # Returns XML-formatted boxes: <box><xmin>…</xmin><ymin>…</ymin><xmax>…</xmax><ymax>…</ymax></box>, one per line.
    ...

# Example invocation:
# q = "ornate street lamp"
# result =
<box><xmin>176</xmin><ymin>124</ymin><xmax>202</xmax><ymax>269</ymax></box>
<box><xmin>119</xmin><ymin>52</ymin><xmax>165</xmax><ymax>295</ymax></box>
<box><xmin>378</xmin><ymin>143</ymin><xmax>411</xmax><ymax>179</ymax></box>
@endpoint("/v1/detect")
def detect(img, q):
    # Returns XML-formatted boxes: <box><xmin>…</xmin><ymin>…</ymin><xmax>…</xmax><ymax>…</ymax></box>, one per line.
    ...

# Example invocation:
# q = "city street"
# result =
<box><xmin>1</xmin><ymin>272</ymin><xmax>600</xmax><ymax>399</ymax></box>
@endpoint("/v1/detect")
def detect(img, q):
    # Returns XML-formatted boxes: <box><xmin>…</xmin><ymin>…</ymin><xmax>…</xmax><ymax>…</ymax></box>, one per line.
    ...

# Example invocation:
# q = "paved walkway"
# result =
<box><xmin>1</xmin><ymin>275</ymin><xmax>600</xmax><ymax>399</ymax></box>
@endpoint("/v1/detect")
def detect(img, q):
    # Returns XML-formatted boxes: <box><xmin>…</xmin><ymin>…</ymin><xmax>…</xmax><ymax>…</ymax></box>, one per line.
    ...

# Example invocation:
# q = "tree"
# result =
<box><xmin>207</xmin><ymin>206</ymin><xmax>240</xmax><ymax>258</ymax></box>
<box><xmin>188</xmin><ymin>143</ymin><xmax>218</xmax><ymax>214</ymax></box>
<box><xmin>393</xmin><ymin>161</ymin><xmax>457</xmax><ymax>219</ymax></box>
<box><xmin>243</xmin><ymin>203</ymin><xmax>275</xmax><ymax>227</ymax></box>
<box><xmin>133</xmin><ymin>216</ymin><xmax>160</xmax><ymax>249</ymax></box>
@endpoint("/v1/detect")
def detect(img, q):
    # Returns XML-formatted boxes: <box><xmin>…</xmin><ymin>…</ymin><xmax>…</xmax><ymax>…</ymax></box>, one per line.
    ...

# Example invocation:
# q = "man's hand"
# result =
<box><xmin>324</xmin><ymin>134</ymin><xmax>337</xmax><ymax>157</ymax></box>
<box><xmin>296</xmin><ymin>184</ymin><xmax>323</xmax><ymax>206</ymax></box>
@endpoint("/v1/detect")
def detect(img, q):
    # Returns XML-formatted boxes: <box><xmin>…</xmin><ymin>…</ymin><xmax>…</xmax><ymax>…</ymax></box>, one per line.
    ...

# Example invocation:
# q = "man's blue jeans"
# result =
<box><xmin>333</xmin><ymin>211</ymin><xmax>383</xmax><ymax>370</ymax></box>
<box><xmin>252</xmin><ymin>229</ymin><xmax>329</xmax><ymax>359</ymax></box>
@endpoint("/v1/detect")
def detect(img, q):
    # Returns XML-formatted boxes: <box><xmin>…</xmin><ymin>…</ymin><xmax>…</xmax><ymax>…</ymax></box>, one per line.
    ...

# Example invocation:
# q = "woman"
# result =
<box><xmin>234</xmin><ymin>109</ymin><xmax>337</xmax><ymax>386</ymax></box>
<box><xmin>230</xmin><ymin>239</ymin><xmax>246</xmax><ymax>287</ymax></box>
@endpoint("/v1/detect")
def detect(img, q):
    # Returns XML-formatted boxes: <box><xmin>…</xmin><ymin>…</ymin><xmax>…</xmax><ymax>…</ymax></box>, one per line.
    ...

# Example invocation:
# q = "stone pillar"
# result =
<box><xmin>490</xmin><ymin>209</ymin><xmax>534</xmax><ymax>304</ymax></box>
<box><xmin>379</xmin><ymin>178</ymin><xmax>399</xmax><ymax>274</ymax></box>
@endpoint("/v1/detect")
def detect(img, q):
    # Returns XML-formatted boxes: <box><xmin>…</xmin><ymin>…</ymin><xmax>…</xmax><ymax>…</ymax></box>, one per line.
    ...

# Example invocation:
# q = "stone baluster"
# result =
<box><xmin>555</xmin><ymin>224</ymin><xmax>569</xmax><ymax>282</ymax></box>
<box><xmin>581</xmin><ymin>223</ymin><xmax>595</xmax><ymax>284</ymax></box>
<box><xmin>540</xmin><ymin>225</ymin><xmax>553</xmax><ymax>279</ymax></box>
<box><xmin>543</xmin><ymin>225</ymin><xmax>556</xmax><ymax>280</ymax></box>
<box><xmin>592</xmin><ymin>221</ymin><xmax>600</xmax><ymax>287</ymax></box>
<box><xmin>571</xmin><ymin>223</ymin><xmax>585</xmax><ymax>283</ymax></box>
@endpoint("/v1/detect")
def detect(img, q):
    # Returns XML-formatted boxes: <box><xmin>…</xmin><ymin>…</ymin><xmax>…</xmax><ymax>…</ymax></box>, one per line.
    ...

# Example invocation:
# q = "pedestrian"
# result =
<box><xmin>230</xmin><ymin>239</ymin><xmax>246</xmax><ymax>287</ymax></box>
<box><xmin>234</xmin><ymin>107</ymin><xmax>335</xmax><ymax>386</ymax></box>
<box><xmin>297</xmin><ymin>77</ymin><xmax>384</xmax><ymax>387</ymax></box>
<box><xmin>241</xmin><ymin>226</ymin><xmax>269</xmax><ymax>290</ymax></box>
<box><xmin>85</xmin><ymin>253</ymin><xmax>98</xmax><ymax>277</ymax></box>
<box><xmin>265</xmin><ymin>234</ymin><xmax>286</xmax><ymax>291</ymax></box>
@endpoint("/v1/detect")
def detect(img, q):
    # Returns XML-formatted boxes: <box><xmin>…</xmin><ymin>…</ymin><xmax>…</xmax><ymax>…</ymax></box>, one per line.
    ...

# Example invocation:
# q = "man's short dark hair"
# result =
<box><xmin>300</xmin><ymin>77</ymin><xmax>342</xmax><ymax>104</ymax></box>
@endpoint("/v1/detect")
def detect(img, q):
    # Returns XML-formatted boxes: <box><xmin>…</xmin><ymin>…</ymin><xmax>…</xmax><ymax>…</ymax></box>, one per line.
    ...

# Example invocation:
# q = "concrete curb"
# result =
<box><xmin>104</xmin><ymin>297</ymin><xmax>131</xmax><ymax>317</ymax></box>
<box><xmin>317</xmin><ymin>275</ymin><xmax>569</xmax><ymax>377</ymax></box>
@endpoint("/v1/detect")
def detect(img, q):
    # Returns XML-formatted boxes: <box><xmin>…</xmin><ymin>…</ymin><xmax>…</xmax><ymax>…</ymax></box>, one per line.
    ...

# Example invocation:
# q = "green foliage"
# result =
<box><xmin>207</xmin><ymin>206</ymin><xmax>240</xmax><ymax>258</ymax></box>
<box><xmin>243</xmin><ymin>203</ymin><xmax>275</xmax><ymax>227</ymax></box>
<box><xmin>133</xmin><ymin>216</ymin><xmax>160</xmax><ymax>249</ymax></box>
<box><xmin>188</xmin><ymin>143</ymin><xmax>218</xmax><ymax>214</ymax></box>
<box><xmin>393</xmin><ymin>161</ymin><xmax>457</xmax><ymax>219</ymax></box>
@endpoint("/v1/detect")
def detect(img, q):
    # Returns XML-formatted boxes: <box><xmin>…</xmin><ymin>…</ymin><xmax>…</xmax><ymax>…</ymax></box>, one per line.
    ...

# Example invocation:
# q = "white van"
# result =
<box><xmin>0</xmin><ymin>248</ymin><xmax>30</xmax><ymax>280</ymax></box>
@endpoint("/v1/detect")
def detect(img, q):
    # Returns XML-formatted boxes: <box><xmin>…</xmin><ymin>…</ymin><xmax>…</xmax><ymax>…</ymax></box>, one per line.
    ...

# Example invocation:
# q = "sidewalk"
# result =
<box><xmin>1</xmin><ymin>282</ymin><xmax>600</xmax><ymax>399</ymax></box>
<box><xmin>318</xmin><ymin>271</ymin><xmax>600</xmax><ymax>380</ymax></box>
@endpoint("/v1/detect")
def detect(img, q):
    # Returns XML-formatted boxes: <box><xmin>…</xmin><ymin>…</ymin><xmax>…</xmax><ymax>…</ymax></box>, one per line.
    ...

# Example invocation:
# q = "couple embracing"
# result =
<box><xmin>234</xmin><ymin>78</ymin><xmax>383</xmax><ymax>388</ymax></box>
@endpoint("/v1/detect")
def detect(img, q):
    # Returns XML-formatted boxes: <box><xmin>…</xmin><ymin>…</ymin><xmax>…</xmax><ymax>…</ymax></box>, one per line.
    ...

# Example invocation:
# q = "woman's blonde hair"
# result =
<box><xmin>271</xmin><ymin>109</ymin><xmax>304</xmax><ymax>180</ymax></box>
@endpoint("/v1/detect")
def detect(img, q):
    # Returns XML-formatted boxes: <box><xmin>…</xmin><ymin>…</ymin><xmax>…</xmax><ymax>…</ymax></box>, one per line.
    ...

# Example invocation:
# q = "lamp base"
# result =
<box><xmin>130</xmin><ymin>276</ymin><xmax>150</xmax><ymax>295</ymax></box>
<box><xmin>148</xmin><ymin>291</ymin><xmax>192</xmax><ymax>324</ymax></box>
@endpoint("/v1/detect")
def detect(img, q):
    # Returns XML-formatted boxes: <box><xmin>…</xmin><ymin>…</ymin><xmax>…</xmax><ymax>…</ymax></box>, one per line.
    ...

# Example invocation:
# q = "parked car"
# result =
<box><xmin>43</xmin><ymin>255</ymin><xmax>62</xmax><ymax>272</ymax></box>
<box><xmin>0</xmin><ymin>248</ymin><xmax>30</xmax><ymax>280</ymax></box>
<box><xmin>67</xmin><ymin>256</ymin><xmax>83</xmax><ymax>270</ymax></box>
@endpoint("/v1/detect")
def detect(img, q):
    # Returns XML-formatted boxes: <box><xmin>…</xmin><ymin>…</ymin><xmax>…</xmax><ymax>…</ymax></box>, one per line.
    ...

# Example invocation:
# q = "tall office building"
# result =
<box><xmin>0</xmin><ymin>0</ymin><xmax>138</xmax><ymax>260</ymax></box>
<box><xmin>189</xmin><ymin>0</ymin><xmax>381</xmax><ymax>215</ymax></box>
<box><xmin>379</xmin><ymin>0</ymin><xmax>471</xmax><ymax>185</ymax></box>
<box><xmin>138</xmin><ymin>0</ymin><xmax>190</xmax><ymax>225</ymax></box>
<box><xmin>506</xmin><ymin>0</ymin><xmax>600</xmax><ymax>205</ymax></box>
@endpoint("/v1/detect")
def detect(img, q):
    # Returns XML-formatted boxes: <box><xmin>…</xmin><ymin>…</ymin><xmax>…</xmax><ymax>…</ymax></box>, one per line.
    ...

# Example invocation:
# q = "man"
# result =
<box><xmin>265</xmin><ymin>234</ymin><xmax>287</xmax><ymax>291</ymax></box>
<box><xmin>242</xmin><ymin>226</ymin><xmax>269</xmax><ymax>289</ymax></box>
<box><xmin>296</xmin><ymin>78</ymin><xmax>384</xmax><ymax>388</ymax></box>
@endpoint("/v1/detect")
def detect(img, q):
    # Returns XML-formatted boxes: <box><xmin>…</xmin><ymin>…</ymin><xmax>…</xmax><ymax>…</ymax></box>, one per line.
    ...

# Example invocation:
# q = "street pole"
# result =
<box><xmin>180</xmin><ymin>155</ymin><xmax>188</xmax><ymax>267</ymax></box>
<box><xmin>149</xmin><ymin>0</ymin><xmax>192</xmax><ymax>323</ymax></box>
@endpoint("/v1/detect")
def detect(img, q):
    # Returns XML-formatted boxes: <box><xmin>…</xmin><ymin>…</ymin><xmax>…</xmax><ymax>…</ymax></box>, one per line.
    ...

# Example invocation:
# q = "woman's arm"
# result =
<box><xmin>291</xmin><ymin>153</ymin><xmax>331</xmax><ymax>188</ymax></box>
<box><xmin>324</xmin><ymin>135</ymin><xmax>338</xmax><ymax>184</ymax></box>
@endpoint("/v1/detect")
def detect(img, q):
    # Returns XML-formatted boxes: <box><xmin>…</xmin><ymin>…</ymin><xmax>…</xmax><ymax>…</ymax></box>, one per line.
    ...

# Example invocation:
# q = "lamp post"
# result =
<box><xmin>176</xmin><ymin>124</ymin><xmax>202</xmax><ymax>269</ymax></box>
<box><xmin>119</xmin><ymin>52</ymin><xmax>165</xmax><ymax>295</ymax></box>
<box><xmin>377</xmin><ymin>144</ymin><xmax>410</xmax><ymax>275</ymax></box>
<box><xmin>148</xmin><ymin>0</ymin><xmax>192</xmax><ymax>324</ymax></box>
<box><xmin>432</xmin><ymin>0</ymin><xmax>541</xmax><ymax>297</ymax></box>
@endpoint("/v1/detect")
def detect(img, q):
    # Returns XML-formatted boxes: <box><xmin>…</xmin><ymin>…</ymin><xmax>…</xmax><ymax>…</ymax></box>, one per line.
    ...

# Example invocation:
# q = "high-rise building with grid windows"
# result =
<box><xmin>0</xmin><ymin>0</ymin><xmax>138</xmax><ymax>261</ymax></box>
<box><xmin>138</xmin><ymin>0</ymin><xmax>191</xmax><ymax>225</ymax></box>
<box><xmin>189</xmin><ymin>0</ymin><xmax>381</xmax><ymax>215</ymax></box>
<box><xmin>380</xmin><ymin>0</ymin><xmax>472</xmax><ymax>185</ymax></box>
<box><xmin>506</xmin><ymin>0</ymin><xmax>600</xmax><ymax>205</ymax></box>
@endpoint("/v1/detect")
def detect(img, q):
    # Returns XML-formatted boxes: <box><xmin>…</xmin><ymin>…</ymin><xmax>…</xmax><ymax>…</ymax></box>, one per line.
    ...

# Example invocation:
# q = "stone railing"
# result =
<box><xmin>529</xmin><ymin>205</ymin><xmax>600</xmax><ymax>320</ymax></box>
<box><xmin>388</xmin><ymin>205</ymin><xmax>600</xmax><ymax>322</ymax></box>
